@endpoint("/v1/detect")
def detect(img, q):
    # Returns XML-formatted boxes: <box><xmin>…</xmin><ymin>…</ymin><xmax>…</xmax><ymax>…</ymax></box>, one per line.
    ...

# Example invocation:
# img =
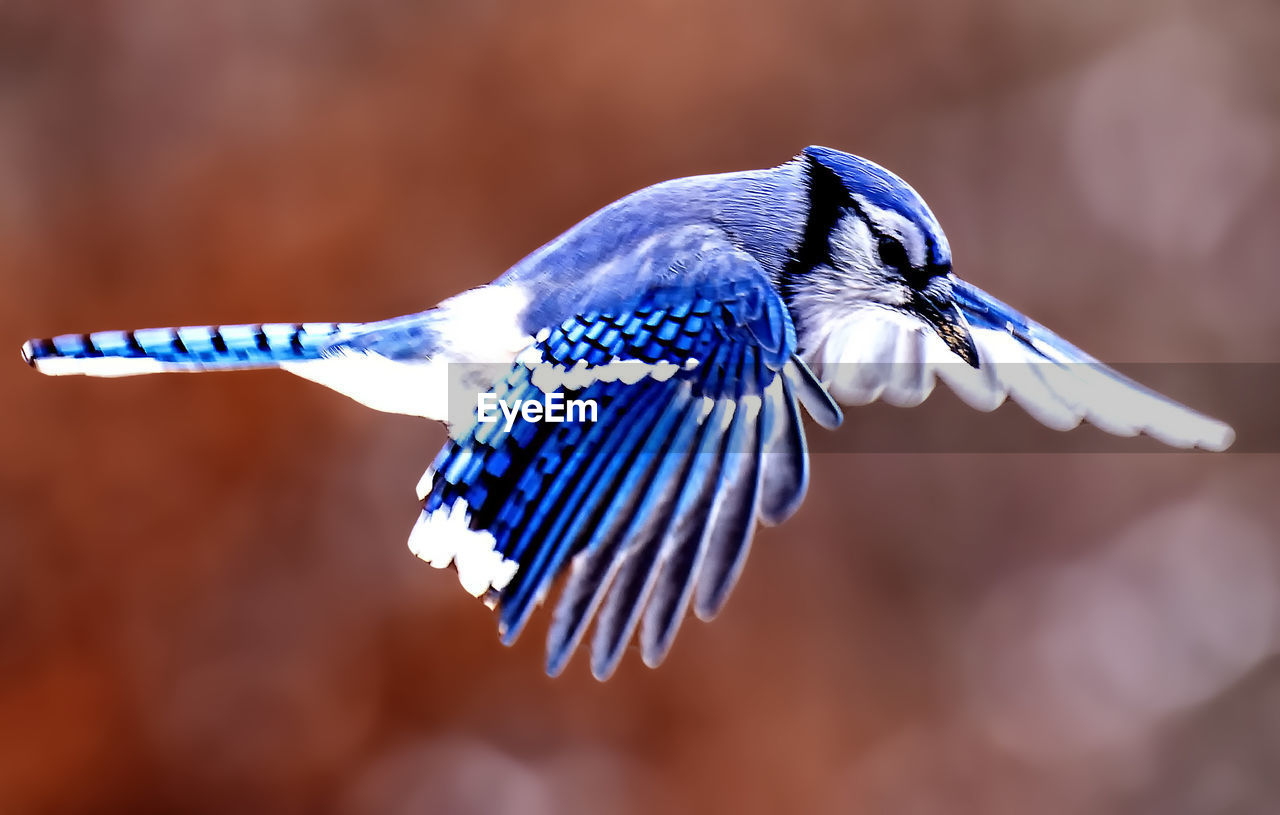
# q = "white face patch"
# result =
<box><xmin>853</xmin><ymin>197</ymin><xmax>933</xmax><ymax>269</ymax></box>
<box><xmin>801</xmin><ymin>196</ymin><xmax>949</xmax><ymax>343</ymax></box>
<box><xmin>408</xmin><ymin>498</ymin><xmax>519</xmax><ymax>597</ymax></box>
<box><xmin>817</xmin><ymin>215</ymin><xmax>912</xmax><ymax>314</ymax></box>
<box><xmin>828</xmin><ymin>213</ymin><xmax>881</xmax><ymax>284</ymax></box>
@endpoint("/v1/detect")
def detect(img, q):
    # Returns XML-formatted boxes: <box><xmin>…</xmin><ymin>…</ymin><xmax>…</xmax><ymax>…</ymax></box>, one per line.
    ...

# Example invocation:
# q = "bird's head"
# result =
<box><xmin>790</xmin><ymin>145</ymin><xmax>978</xmax><ymax>367</ymax></box>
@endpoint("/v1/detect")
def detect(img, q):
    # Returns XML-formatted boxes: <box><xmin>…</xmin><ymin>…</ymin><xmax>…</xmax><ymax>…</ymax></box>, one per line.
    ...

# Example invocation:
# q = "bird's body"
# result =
<box><xmin>23</xmin><ymin>146</ymin><xmax>1234</xmax><ymax>679</ymax></box>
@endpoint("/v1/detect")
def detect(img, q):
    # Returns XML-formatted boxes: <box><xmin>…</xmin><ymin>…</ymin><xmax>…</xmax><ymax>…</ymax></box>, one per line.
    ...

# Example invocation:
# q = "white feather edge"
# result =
<box><xmin>407</xmin><ymin>498</ymin><xmax>519</xmax><ymax>598</ymax></box>
<box><xmin>808</xmin><ymin>307</ymin><xmax>1235</xmax><ymax>451</ymax></box>
<box><xmin>26</xmin><ymin>342</ymin><xmax>169</xmax><ymax>377</ymax></box>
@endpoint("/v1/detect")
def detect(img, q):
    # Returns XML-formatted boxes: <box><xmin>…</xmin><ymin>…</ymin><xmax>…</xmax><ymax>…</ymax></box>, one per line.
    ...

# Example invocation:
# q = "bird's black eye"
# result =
<box><xmin>877</xmin><ymin>235</ymin><xmax>909</xmax><ymax>271</ymax></box>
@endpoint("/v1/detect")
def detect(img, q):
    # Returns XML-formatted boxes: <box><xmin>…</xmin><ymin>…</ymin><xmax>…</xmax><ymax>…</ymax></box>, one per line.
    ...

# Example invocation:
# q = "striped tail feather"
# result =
<box><xmin>21</xmin><ymin>322</ymin><xmax>359</xmax><ymax>377</ymax></box>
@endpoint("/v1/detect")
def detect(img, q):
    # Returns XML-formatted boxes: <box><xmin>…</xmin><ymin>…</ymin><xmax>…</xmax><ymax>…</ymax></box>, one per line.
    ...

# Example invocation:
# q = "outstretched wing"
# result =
<box><xmin>806</xmin><ymin>277</ymin><xmax>1234</xmax><ymax>451</ymax></box>
<box><xmin>411</xmin><ymin>237</ymin><xmax>841</xmax><ymax>679</ymax></box>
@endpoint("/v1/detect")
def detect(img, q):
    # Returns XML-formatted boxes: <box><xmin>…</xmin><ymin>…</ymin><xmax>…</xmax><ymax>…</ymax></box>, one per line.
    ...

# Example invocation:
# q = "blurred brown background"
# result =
<box><xmin>3</xmin><ymin>1</ymin><xmax>1279</xmax><ymax>813</ymax></box>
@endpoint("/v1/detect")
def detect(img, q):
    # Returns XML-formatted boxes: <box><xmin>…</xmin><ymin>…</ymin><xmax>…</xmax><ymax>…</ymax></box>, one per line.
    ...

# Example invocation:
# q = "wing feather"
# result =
<box><xmin>588</xmin><ymin>389</ymin><xmax>708</xmax><ymax>679</ymax></box>
<box><xmin>759</xmin><ymin>376</ymin><xmax>810</xmax><ymax>526</ymax></box>
<box><xmin>694</xmin><ymin>393</ymin><xmax>767</xmax><ymax>621</ymax></box>
<box><xmin>808</xmin><ymin>280</ymin><xmax>1233</xmax><ymax>451</ymax></box>
<box><xmin>417</xmin><ymin>231</ymin><xmax>834</xmax><ymax>677</ymax></box>
<box><xmin>638</xmin><ymin>399</ymin><xmax>732</xmax><ymax>667</ymax></box>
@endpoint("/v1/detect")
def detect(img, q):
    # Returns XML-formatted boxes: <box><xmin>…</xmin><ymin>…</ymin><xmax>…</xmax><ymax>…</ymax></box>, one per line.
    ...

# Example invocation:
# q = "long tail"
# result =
<box><xmin>22</xmin><ymin>322</ymin><xmax>359</xmax><ymax>377</ymax></box>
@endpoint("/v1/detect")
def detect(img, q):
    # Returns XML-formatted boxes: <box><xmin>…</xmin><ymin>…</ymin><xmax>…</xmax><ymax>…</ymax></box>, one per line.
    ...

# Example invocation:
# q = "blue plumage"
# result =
<box><xmin>23</xmin><ymin>322</ymin><xmax>353</xmax><ymax>369</ymax></box>
<box><xmin>419</xmin><ymin>253</ymin><xmax>835</xmax><ymax>677</ymax></box>
<box><xmin>804</xmin><ymin>145</ymin><xmax>951</xmax><ymax>268</ymax></box>
<box><xmin>22</xmin><ymin>146</ymin><xmax>1234</xmax><ymax>678</ymax></box>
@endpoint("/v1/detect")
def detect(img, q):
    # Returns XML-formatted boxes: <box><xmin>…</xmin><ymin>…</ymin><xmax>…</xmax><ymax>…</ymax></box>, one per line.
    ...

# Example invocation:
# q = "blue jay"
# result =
<box><xmin>23</xmin><ymin>146</ymin><xmax>1233</xmax><ymax>679</ymax></box>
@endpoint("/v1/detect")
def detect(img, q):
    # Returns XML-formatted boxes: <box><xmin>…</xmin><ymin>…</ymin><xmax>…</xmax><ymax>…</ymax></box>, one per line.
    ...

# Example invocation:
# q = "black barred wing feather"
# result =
<box><xmin>416</xmin><ymin>255</ymin><xmax>840</xmax><ymax>679</ymax></box>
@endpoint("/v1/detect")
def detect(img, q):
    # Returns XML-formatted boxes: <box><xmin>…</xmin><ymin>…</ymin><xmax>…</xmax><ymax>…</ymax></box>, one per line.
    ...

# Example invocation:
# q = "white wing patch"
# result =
<box><xmin>527</xmin><ymin>357</ymin><xmax>687</xmax><ymax>392</ymax></box>
<box><xmin>805</xmin><ymin>306</ymin><xmax>1234</xmax><ymax>451</ymax></box>
<box><xmin>408</xmin><ymin>498</ymin><xmax>519</xmax><ymax>598</ymax></box>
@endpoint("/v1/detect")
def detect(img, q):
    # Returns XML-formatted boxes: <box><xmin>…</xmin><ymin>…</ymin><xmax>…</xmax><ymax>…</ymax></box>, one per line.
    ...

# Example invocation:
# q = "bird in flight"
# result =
<box><xmin>23</xmin><ymin>146</ymin><xmax>1234</xmax><ymax>679</ymax></box>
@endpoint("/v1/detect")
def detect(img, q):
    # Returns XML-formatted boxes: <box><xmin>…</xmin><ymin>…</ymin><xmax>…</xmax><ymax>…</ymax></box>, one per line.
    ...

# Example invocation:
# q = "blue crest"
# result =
<box><xmin>803</xmin><ymin>145</ymin><xmax>950</xmax><ymax>268</ymax></box>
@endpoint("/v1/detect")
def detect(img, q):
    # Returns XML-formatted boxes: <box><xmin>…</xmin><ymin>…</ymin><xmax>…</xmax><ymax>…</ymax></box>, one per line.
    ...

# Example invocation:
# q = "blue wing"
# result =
<box><xmin>413</xmin><ymin>242</ymin><xmax>840</xmax><ymax>679</ymax></box>
<box><xmin>805</xmin><ymin>277</ymin><xmax>1233</xmax><ymax>451</ymax></box>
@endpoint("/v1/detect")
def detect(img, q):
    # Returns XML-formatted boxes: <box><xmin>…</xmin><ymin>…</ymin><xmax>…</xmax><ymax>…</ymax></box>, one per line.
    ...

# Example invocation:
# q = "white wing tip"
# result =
<box><xmin>1207</xmin><ymin>422</ymin><xmax>1236</xmax><ymax>452</ymax></box>
<box><xmin>415</xmin><ymin>465</ymin><xmax>437</xmax><ymax>501</ymax></box>
<box><xmin>1168</xmin><ymin>417</ymin><xmax>1235</xmax><ymax>452</ymax></box>
<box><xmin>408</xmin><ymin>499</ymin><xmax>519</xmax><ymax>597</ymax></box>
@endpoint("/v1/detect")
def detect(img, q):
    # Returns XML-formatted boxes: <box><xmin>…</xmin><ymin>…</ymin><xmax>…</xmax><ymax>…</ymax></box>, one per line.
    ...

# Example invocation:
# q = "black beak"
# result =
<box><xmin>911</xmin><ymin>277</ymin><xmax>979</xmax><ymax>368</ymax></box>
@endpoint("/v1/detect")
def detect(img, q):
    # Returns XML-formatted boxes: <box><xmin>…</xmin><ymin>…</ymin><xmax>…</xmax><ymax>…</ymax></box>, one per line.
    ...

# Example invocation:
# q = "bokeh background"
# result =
<box><xmin>3</xmin><ymin>1</ymin><xmax>1279</xmax><ymax>813</ymax></box>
